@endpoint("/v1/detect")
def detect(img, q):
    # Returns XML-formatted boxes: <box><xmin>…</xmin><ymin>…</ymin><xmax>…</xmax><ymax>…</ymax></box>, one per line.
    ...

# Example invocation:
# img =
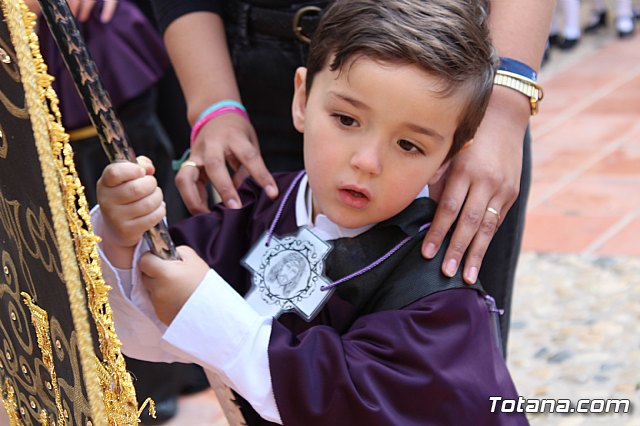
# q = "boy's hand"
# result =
<box><xmin>97</xmin><ymin>156</ymin><xmax>166</xmax><ymax>248</ymax></box>
<box><xmin>139</xmin><ymin>246</ymin><xmax>210</xmax><ymax>325</ymax></box>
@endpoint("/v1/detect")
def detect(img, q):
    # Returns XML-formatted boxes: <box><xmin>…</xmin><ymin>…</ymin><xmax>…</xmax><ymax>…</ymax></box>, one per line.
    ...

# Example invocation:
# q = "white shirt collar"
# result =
<box><xmin>294</xmin><ymin>174</ymin><xmax>429</xmax><ymax>241</ymax></box>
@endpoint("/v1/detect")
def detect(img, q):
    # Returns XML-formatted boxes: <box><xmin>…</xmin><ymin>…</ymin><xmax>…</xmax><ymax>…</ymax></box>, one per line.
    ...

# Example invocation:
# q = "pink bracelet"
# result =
<box><xmin>190</xmin><ymin>105</ymin><xmax>250</xmax><ymax>146</ymax></box>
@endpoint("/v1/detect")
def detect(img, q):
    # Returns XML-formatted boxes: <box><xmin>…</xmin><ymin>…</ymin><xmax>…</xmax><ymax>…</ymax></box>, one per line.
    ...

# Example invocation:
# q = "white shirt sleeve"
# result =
<box><xmin>162</xmin><ymin>269</ymin><xmax>281</xmax><ymax>423</ymax></box>
<box><xmin>91</xmin><ymin>206</ymin><xmax>282</xmax><ymax>423</ymax></box>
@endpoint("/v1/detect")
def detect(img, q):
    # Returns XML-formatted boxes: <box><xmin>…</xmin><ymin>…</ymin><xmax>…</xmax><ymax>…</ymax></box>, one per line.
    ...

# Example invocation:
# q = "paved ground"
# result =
<box><xmin>507</xmin><ymin>21</ymin><xmax>640</xmax><ymax>426</ymax></box>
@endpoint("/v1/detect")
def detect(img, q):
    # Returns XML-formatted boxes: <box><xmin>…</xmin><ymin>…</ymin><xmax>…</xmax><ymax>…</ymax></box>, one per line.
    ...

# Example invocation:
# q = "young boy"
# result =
<box><xmin>95</xmin><ymin>0</ymin><xmax>528</xmax><ymax>424</ymax></box>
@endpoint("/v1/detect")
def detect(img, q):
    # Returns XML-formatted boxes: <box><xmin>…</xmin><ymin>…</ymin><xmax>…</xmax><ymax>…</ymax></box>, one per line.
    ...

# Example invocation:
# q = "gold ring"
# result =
<box><xmin>180</xmin><ymin>160</ymin><xmax>199</xmax><ymax>170</ymax></box>
<box><xmin>486</xmin><ymin>207</ymin><xmax>501</xmax><ymax>222</ymax></box>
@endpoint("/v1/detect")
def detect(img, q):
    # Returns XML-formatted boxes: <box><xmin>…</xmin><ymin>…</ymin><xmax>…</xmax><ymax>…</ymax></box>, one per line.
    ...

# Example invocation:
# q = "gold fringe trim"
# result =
<box><xmin>1</xmin><ymin>0</ymin><xmax>149</xmax><ymax>424</ymax></box>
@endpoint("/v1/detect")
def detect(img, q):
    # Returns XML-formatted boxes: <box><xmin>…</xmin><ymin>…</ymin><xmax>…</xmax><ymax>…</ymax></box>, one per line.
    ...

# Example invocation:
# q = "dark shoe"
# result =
<box><xmin>584</xmin><ymin>10</ymin><xmax>608</xmax><ymax>33</ymax></box>
<box><xmin>556</xmin><ymin>37</ymin><xmax>580</xmax><ymax>50</ymax></box>
<box><xmin>548</xmin><ymin>34</ymin><xmax>561</xmax><ymax>47</ymax></box>
<box><xmin>617</xmin><ymin>28</ymin><xmax>635</xmax><ymax>38</ymax></box>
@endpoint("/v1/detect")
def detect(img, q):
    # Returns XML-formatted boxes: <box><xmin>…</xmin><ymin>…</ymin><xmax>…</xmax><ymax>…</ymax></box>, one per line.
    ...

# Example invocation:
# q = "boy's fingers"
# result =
<box><xmin>138</xmin><ymin>251</ymin><xmax>166</xmax><ymax>278</ymax></box>
<box><xmin>139</xmin><ymin>245</ymin><xmax>196</xmax><ymax>277</ymax></box>
<box><xmin>99</xmin><ymin>162</ymin><xmax>145</xmax><ymax>188</ymax></box>
<box><xmin>136</xmin><ymin>156</ymin><xmax>155</xmax><ymax>175</ymax></box>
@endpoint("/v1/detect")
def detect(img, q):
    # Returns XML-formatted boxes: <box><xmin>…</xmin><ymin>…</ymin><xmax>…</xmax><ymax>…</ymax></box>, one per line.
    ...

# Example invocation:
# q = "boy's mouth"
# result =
<box><xmin>338</xmin><ymin>185</ymin><xmax>371</xmax><ymax>208</ymax></box>
<box><xmin>347</xmin><ymin>189</ymin><xmax>366</xmax><ymax>198</ymax></box>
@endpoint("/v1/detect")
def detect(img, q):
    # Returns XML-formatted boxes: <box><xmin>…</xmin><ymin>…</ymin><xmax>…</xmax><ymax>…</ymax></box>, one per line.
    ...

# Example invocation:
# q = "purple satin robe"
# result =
<box><xmin>37</xmin><ymin>0</ymin><xmax>168</xmax><ymax>129</ymax></box>
<box><xmin>170</xmin><ymin>172</ymin><xmax>529</xmax><ymax>425</ymax></box>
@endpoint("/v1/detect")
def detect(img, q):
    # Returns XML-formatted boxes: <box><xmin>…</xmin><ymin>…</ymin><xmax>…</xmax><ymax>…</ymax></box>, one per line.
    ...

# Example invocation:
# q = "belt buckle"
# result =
<box><xmin>292</xmin><ymin>6</ymin><xmax>322</xmax><ymax>44</ymax></box>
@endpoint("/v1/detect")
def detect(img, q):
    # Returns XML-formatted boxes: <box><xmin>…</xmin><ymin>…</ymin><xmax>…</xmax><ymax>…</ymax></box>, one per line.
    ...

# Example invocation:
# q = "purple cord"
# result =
<box><xmin>263</xmin><ymin>171</ymin><xmax>432</xmax><ymax>291</ymax></box>
<box><xmin>265</xmin><ymin>170</ymin><xmax>306</xmax><ymax>247</ymax></box>
<box><xmin>484</xmin><ymin>294</ymin><xmax>505</xmax><ymax>315</ymax></box>
<box><xmin>321</xmin><ymin>222</ymin><xmax>432</xmax><ymax>291</ymax></box>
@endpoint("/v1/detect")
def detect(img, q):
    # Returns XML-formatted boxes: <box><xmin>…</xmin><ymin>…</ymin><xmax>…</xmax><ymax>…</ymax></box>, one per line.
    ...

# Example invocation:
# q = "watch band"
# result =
<box><xmin>494</xmin><ymin>70</ymin><xmax>544</xmax><ymax>116</ymax></box>
<box><xmin>498</xmin><ymin>57</ymin><xmax>538</xmax><ymax>81</ymax></box>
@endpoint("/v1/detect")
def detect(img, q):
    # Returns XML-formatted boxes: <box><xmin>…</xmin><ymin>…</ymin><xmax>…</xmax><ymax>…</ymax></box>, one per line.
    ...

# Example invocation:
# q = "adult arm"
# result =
<box><xmin>422</xmin><ymin>0</ymin><xmax>555</xmax><ymax>283</ymax></box>
<box><xmin>161</xmin><ymin>11</ymin><xmax>278</xmax><ymax>214</ymax></box>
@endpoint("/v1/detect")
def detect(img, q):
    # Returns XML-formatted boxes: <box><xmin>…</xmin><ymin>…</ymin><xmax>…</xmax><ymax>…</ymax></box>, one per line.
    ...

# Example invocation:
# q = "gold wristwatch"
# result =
<box><xmin>494</xmin><ymin>70</ymin><xmax>544</xmax><ymax>116</ymax></box>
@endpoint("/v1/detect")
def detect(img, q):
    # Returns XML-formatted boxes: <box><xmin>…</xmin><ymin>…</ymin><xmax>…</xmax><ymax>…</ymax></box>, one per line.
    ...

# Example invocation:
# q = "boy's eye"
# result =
<box><xmin>333</xmin><ymin>114</ymin><xmax>358</xmax><ymax>127</ymax></box>
<box><xmin>397</xmin><ymin>139</ymin><xmax>424</xmax><ymax>154</ymax></box>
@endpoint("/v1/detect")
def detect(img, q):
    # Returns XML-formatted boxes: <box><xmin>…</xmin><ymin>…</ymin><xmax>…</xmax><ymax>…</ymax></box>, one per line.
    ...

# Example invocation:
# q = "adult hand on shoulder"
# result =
<box><xmin>175</xmin><ymin>113</ymin><xmax>279</xmax><ymax>214</ymax></box>
<box><xmin>422</xmin><ymin>87</ymin><xmax>530</xmax><ymax>285</ymax></box>
<box><xmin>67</xmin><ymin>0</ymin><xmax>117</xmax><ymax>23</ymax></box>
<box><xmin>139</xmin><ymin>246</ymin><xmax>210</xmax><ymax>325</ymax></box>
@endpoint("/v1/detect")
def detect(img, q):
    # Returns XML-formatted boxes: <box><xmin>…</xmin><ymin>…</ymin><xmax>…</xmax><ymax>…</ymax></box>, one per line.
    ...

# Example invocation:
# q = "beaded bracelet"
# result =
<box><xmin>190</xmin><ymin>105</ymin><xmax>249</xmax><ymax>146</ymax></box>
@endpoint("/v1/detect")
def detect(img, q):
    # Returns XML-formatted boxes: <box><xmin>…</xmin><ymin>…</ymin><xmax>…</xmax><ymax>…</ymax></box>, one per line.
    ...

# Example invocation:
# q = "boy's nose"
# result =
<box><xmin>349</xmin><ymin>144</ymin><xmax>382</xmax><ymax>176</ymax></box>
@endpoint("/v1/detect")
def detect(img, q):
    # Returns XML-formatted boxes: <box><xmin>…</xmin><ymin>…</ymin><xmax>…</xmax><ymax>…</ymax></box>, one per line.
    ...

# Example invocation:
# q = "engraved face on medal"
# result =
<box><xmin>242</xmin><ymin>227</ymin><xmax>333</xmax><ymax>321</ymax></box>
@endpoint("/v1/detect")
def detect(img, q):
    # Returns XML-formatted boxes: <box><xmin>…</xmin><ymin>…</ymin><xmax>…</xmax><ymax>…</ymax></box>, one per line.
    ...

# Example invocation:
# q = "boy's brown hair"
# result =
<box><xmin>306</xmin><ymin>0</ymin><xmax>497</xmax><ymax>159</ymax></box>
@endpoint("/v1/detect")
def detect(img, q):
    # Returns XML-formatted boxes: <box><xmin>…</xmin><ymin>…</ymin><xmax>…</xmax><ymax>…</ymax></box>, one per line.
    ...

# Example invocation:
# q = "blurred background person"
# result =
<box><xmin>549</xmin><ymin>0</ymin><xmax>582</xmax><ymax>50</ymax></box>
<box><xmin>584</xmin><ymin>0</ymin><xmax>636</xmax><ymax>38</ymax></box>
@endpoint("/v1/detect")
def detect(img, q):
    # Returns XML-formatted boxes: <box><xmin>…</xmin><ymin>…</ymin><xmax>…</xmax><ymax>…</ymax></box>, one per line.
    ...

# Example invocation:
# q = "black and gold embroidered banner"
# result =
<box><xmin>0</xmin><ymin>2</ymin><xmax>149</xmax><ymax>425</ymax></box>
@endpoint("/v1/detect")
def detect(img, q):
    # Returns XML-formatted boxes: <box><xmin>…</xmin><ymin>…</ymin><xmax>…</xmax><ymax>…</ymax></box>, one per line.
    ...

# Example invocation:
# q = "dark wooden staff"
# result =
<box><xmin>36</xmin><ymin>0</ymin><xmax>177</xmax><ymax>260</ymax></box>
<box><xmin>35</xmin><ymin>2</ymin><xmax>247</xmax><ymax>425</ymax></box>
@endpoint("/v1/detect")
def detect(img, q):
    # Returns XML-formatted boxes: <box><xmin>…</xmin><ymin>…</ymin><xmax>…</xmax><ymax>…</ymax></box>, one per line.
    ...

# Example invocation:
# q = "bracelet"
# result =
<box><xmin>171</xmin><ymin>148</ymin><xmax>191</xmax><ymax>171</ymax></box>
<box><xmin>498</xmin><ymin>57</ymin><xmax>538</xmax><ymax>81</ymax></box>
<box><xmin>197</xmin><ymin>100</ymin><xmax>247</xmax><ymax>123</ymax></box>
<box><xmin>494</xmin><ymin>70</ymin><xmax>544</xmax><ymax>116</ymax></box>
<box><xmin>190</xmin><ymin>106</ymin><xmax>249</xmax><ymax>146</ymax></box>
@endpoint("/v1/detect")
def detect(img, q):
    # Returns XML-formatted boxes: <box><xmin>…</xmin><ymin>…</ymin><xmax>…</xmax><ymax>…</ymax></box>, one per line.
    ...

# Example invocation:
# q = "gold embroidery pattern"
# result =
<box><xmin>22</xmin><ymin>293</ymin><xmax>66</xmax><ymax>425</ymax></box>
<box><xmin>0</xmin><ymin>0</ymin><xmax>149</xmax><ymax>424</ymax></box>
<box><xmin>1</xmin><ymin>380</ymin><xmax>22</xmax><ymax>424</ymax></box>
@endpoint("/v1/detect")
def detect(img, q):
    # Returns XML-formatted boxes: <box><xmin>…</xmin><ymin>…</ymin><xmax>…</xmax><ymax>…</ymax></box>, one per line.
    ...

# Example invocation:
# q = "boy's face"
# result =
<box><xmin>292</xmin><ymin>57</ymin><xmax>468</xmax><ymax>229</ymax></box>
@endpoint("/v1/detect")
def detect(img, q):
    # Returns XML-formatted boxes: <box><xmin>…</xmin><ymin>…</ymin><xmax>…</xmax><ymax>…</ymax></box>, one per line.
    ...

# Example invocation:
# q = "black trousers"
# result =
<box><xmin>70</xmin><ymin>89</ymin><xmax>187</xmax><ymax>225</ymax></box>
<box><xmin>225</xmin><ymin>1</ymin><xmax>532</xmax><ymax>353</ymax></box>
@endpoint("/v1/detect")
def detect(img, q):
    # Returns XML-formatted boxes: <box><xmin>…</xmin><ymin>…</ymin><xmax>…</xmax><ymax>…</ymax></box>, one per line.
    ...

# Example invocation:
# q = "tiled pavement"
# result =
<box><xmin>2</xmin><ymin>18</ymin><xmax>640</xmax><ymax>426</ymax></box>
<box><xmin>523</xmin><ymin>30</ymin><xmax>640</xmax><ymax>256</ymax></box>
<box><xmin>508</xmin><ymin>27</ymin><xmax>640</xmax><ymax>426</ymax></box>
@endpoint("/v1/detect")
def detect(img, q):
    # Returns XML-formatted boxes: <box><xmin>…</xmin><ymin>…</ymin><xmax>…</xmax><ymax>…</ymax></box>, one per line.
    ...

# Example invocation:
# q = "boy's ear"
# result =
<box><xmin>291</xmin><ymin>67</ymin><xmax>308</xmax><ymax>133</ymax></box>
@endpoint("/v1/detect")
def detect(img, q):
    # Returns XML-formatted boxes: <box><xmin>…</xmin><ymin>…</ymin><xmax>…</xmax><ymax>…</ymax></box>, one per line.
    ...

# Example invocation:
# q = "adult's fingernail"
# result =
<box><xmin>465</xmin><ymin>266</ymin><xmax>478</xmax><ymax>284</ymax></box>
<box><xmin>265</xmin><ymin>184</ymin><xmax>278</xmax><ymax>199</ymax></box>
<box><xmin>227</xmin><ymin>199</ymin><xmax>240</xmax><ymax>209</ymax></box>
<box><xmin>423</xmin><ymin>243</ymin><xmax>437</xmax><ymax>258</ymax></box>
<box><xmin>444</xmin><ymin>258</ymin><xmax>458</xmax><ymax>277</ymax></box>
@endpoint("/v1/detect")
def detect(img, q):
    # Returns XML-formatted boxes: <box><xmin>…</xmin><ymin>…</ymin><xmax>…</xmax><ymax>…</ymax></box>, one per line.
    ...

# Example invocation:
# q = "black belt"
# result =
<box><xmin>228</xmin><ymin>1</ymin><xmax>327</xmax><ymax>44</ymax></box>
